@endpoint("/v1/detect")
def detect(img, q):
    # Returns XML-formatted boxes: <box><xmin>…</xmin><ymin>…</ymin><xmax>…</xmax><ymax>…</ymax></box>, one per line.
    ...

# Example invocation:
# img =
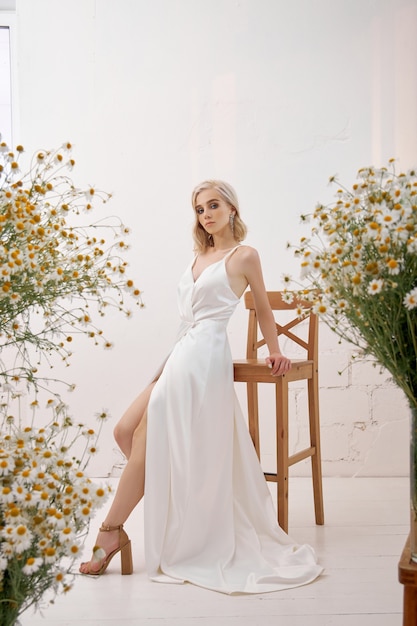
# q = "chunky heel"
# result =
<box><xmin>121</xmin><ymin>539</ymin><xmax>133</xmax><ymax>575</ymax></box>
<box><xmin>79</xmin><ymin>523</ymin><xmax>133</xmax><ymax>576</ymax></box>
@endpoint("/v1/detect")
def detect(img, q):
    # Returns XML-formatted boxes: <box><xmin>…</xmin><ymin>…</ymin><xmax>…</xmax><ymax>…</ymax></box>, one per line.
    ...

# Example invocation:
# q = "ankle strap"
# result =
<box><xmin>99</xmin><ymin>523</ymin><xmax>123</xmax><ymax>532</ymax></box>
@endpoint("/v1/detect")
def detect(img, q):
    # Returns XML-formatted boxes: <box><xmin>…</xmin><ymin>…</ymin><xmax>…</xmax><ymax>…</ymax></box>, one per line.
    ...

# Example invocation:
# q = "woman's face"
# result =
<box><xmin>194</xmin><ymin>188</ymin><xmax>235</xmax><ymax>238</ymax></box>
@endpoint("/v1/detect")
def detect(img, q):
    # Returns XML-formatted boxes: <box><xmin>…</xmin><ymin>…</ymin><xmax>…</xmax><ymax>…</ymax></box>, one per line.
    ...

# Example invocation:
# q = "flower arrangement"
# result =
<box><xmin>287</xmin><ymin>158</ymin><xmax>417</xmax><ymax>559</ymax></box>
<box><xmin>0</xmin><ymin>138</ymin><xmax>142</xmax><ymax>390</ymax></box>
<box><xmin>288</xmin><ymin>159</ymin><xmax>417</xmax><ymax>408</ymax></box>
<box><xmin>0</xmin><ymin>136</ymin><xmax>142</xmax><ymax>622</ymax></box>
<box><xmin>0</xmin><ymin>400</ymin><xmax>111</xmax><ymax>626</ymax></box>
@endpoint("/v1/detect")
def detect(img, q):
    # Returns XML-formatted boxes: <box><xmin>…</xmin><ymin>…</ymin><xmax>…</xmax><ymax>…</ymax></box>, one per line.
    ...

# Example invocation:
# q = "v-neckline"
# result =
<box><xmin>191</xmin><ymin>246</ymin><xmax>240</xmax><ymax>284</ymax></box>
<box><xmin>191</xmin><ymin>257</ymin><xmax>223</xmax><ymax>284</ymax></box>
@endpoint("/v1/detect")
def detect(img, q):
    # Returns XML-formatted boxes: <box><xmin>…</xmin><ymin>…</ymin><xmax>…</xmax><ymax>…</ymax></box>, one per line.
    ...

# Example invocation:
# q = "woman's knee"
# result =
<box><xmin>131</xmin><ymin>414</ymin><xmax>147</xmax><ymax>450</ymax></box>
<box><xmin>113</xmin><ymin>384</ymin><xmax>154</xmax><ymax>451</ymax></box>
<box><xmin>113</xmin><ymin>419</ymin><xmax>132</xmax><ymax>450</ymax></box>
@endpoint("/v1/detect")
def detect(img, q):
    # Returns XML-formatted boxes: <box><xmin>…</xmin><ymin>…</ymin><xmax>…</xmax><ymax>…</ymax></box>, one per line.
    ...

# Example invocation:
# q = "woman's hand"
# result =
<box><xmin>265</xmin><ymin>353</ymin><xmax>292</xmax><ymax>376</ymax></box>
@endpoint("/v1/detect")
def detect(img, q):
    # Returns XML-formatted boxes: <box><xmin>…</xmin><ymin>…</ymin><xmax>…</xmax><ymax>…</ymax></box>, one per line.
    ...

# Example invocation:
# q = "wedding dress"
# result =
<box><xmin>144</xmin><ymin>246</ymin><xmax>323</xmax><ymax>594</ymax></box>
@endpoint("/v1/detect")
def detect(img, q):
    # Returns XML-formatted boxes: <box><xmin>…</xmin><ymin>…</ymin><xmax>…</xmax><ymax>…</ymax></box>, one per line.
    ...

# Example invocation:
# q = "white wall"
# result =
<box><xmin>6</xmin><ymin>0</ymin><xmax>417</xmax><ymax>476</ymax></box>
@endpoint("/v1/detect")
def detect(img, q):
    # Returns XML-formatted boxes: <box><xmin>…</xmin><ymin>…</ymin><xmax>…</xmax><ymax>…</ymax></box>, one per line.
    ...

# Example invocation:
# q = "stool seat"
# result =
<box><xmin>233</xmin><ymin>291</ymin><xmax>324</xmax><ymax>533</ymax></box>
<box><xmin>233</xmin><ymin>358</ymin><xmax>314</xmax><ymax>383</ymax></box>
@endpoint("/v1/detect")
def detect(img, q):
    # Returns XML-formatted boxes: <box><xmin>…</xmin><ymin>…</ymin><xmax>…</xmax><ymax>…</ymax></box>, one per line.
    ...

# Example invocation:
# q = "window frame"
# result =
<box><xmin>0</xmin><ymin>11</ymin><xmax>18</xmax><ymax>145</ymax></box>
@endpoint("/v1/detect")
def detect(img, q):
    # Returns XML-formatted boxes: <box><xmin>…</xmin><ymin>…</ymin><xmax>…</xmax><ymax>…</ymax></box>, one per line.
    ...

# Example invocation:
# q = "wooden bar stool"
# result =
<box><xmin>233</xmin><ymin>290</ymin><xmax>324</xmax><ymax>533</ymax></box>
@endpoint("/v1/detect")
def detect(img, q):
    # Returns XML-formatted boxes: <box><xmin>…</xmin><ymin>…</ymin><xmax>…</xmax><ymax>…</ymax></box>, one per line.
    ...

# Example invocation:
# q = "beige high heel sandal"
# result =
<box><xmin>80</xmin><ymin>523</ymin><xmax>133</xmax><ymax>575</ymax></box>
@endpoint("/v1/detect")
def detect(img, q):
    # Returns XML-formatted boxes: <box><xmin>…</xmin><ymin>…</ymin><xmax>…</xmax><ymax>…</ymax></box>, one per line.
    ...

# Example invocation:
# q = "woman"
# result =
<box><xmin>80</xmin><ymin>180</ymin><xmax>322</xmax><ymax>593</ymax></box>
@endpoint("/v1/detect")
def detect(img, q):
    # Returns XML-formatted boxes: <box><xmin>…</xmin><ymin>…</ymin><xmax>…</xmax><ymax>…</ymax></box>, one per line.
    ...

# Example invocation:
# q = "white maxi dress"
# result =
<box><xmin>144</xmin><ymin>247</ymin><xmax>323</xmax><ymax>594</ymax></box>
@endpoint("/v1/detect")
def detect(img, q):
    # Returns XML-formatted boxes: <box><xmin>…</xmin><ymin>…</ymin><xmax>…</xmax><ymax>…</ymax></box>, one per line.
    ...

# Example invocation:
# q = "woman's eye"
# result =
<box><xmin>196</xmin><ymin>208</ymin><xmax>204</xmax><ymax>215</ymax></box>
<box><xmin>210</xmin><ymin>203</ymin><xmax>218</xmax><ymax>209</ymax></box>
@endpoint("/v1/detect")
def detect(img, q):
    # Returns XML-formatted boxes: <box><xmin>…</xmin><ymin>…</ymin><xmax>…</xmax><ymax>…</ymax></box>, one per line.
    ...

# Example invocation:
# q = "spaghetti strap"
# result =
<box><xmin>223</xmin><ymin>244</ymin><xmax>241</xmax><ymax>260</ymax></box>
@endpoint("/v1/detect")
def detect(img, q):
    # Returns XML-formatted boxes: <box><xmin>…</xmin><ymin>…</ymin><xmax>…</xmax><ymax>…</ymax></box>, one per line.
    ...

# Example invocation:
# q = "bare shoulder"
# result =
<box><xmin>226</xmin><ymin>246</ymin><xmax>264</xmax><ymax>295</ymax></box>
<box><xmin>232</xmin><ymin>245</ymin><xmax>262</xmax><ymax>278</ymax></box>
<box><xmin>234</xmin><ymin>245</ymin><xmax>260</xmax><ymax>266</ymax></box>
<box><xmin>224</xmin><ymin>246</ymin><xmax>261</xmax><ymax>297</ymax></box>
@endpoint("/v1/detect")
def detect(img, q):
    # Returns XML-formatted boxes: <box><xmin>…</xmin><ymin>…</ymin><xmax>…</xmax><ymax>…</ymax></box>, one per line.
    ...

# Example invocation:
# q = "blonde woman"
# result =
<box><xmin>80</xmin><ymin>180</ymin><xmax>322</xmax><ymax>593</ymax></box>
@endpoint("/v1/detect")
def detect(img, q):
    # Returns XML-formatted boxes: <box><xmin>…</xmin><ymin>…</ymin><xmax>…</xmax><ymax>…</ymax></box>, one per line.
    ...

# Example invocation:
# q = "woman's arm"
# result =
<box><xmin>239</xmin><ymin>247</ymin><xmax>291</xmax><ymax>377</ymax></box>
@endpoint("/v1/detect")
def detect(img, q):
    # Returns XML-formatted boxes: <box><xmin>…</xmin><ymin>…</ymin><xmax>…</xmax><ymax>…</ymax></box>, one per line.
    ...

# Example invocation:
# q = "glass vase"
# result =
<box><xmin>410</xmin><ymin>404</ymin><xmax>417</xmax><ymax>563</ymax></box>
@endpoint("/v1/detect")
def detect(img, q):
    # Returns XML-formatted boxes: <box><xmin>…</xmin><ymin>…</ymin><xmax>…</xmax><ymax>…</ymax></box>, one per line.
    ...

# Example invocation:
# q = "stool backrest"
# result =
<box><xmin>244</xmin><ymin>291</ymin><xmax>318</xmax><ymax>364</ymax></box>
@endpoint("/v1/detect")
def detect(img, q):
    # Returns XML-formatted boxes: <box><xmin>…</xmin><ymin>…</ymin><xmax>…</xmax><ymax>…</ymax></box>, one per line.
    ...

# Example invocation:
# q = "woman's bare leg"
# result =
<box><xmin>113</xmin><ymin>382</ymin><xmax>155</xmax><ymax>458</ymax></box>
<box><xmin>80</xmin><ymin>387</ymin><xmax>153</xmax><ymax>574</ymax></box>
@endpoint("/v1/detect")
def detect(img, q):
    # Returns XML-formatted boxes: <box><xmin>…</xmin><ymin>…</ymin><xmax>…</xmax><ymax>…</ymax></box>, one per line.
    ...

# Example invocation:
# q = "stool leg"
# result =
<box><xmin>403</xmin><ymin>585</ymin><xmax>417</xmax><ymax>626</ymax></box>
<box><xmin>247</xmin><ymin>382</ymin><xmax>260</xmax><ymax>459</ymax></box>
<box><xmin>276</xmin><ymin>378</ymin><xmax>289</xmax><ymax>533</ymax></box>
<box><xmin>308</xmin><ymin>372</ymin><xmax>324</xmax><ymax>525</ymax></box>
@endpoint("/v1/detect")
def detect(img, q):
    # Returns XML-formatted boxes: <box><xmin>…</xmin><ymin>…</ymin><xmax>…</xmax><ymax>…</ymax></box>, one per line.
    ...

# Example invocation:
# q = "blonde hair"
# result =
<box><xmin>191</xmin><ymin>180</ymin><xmax>247</xmax><ymax>252</ymax></box>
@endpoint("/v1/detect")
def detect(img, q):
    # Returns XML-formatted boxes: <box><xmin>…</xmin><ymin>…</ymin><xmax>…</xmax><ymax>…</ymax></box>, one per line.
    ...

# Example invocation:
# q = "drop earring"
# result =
<box><xmin>229</xmin><ymin>213</ymin><xmax>235</xmax><ymax>234</ymax></box>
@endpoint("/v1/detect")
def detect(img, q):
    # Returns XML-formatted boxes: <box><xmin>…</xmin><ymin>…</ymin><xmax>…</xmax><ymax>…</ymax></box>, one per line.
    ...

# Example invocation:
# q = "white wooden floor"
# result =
<box><xmin>21</xmin><ymin>477</ymin><xmax>409</xmax><ymax>626</ymax></box>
